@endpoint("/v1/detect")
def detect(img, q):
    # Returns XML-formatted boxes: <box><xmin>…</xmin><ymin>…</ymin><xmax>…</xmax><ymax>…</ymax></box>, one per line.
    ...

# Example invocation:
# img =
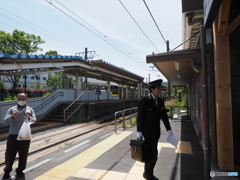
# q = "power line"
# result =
<box><xmin>0</xmin><ymin>23</ymin><xmax>73</xmax><ymax>54</ymax></box>
<box><xmin>0</xmin><ymin>13</ymin><xmax>81</xmax><ymax>53</ymax></box>
<box><xmin>55</xmin><ymin>0</ymin><xmax>129</xmax><ymax>55</ymax></box>
<box><xmin>54</xmin><ymin>0</ymin><xmax>148</xmax><ymax>65</ymax></box>
<box><xmin>143</xmin><ymin>0</ymin><xmax>170</xmax><ymax>50</ymax></box>
<box><xmin>0</xmin><ymin>5</ymin><xmax>148</xmax><ymax>71</ymax></box>
<box><xmin>118</xmin><ymin>0</ymin><xmax>160</xmax><ymax>53</ymax></box>
<box><xmin>0</xmin><ymin>24</ymin><xmax>13</xmax><ymax>32</ymax></box>
<box><xmin>0</xmin><ymin>8</ymin><xmax>83</xmax><ymax>52</ymax></box>
<box><xmin>45</xmin><ymin>0</ymin><xmax>150</xmax><ymax>70</ymax></box>
<box><xmin>0</xmin><ymin>24</ymin><xmax>75</xmax><ymax>55</ymax></box>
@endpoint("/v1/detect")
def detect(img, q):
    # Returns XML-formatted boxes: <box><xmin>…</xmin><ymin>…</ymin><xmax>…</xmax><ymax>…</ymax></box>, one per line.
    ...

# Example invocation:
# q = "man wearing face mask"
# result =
<box><xmin>2</xmin><ymin>93</ymin><xmax>36</xmax><ymax>180</ymax></box>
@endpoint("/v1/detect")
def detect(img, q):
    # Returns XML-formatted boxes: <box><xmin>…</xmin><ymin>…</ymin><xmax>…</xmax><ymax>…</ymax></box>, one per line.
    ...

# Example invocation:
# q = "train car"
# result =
<box><xmin>106</xmin><ymin>85</ymin><xmax>119</xmax><ymax>99</ymax></box>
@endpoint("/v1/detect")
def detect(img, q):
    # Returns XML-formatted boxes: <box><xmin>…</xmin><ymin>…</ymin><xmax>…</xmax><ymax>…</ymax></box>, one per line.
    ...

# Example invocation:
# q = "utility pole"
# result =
<box><xmin>149</xmin><ymin>66</ymin><xmax>155</xmax><ymax>71</ymax></box>
<box><xmin>167</xmin><ymin>40</ymin><xmax>171</xmax><ymax>100</ymax></box>
<box><xmin>75</xmin><ymin>47</ymin><xmax>96</xmax><ymax>89</ymax></box>
<box><xmin>24</xmin><ymin>74</ymin><xmax>27</xmax><ymax>93</ymax></box>
<box><xmin>84</xmin><ymin>48</ymin><xmax>88</xmax><ymax>89</ymax></box>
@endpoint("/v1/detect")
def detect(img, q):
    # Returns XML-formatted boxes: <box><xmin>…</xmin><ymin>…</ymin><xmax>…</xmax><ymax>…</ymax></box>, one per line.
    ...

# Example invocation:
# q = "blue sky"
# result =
<box><xmin>0</xmin><ymin>0</ymin><xmax>182</xmax><ymax>82</ymax></box>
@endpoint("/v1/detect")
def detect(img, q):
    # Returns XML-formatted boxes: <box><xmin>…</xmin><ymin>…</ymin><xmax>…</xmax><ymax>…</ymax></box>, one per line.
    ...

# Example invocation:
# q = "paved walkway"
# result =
<box><xmin>32</xmin><ymin>116</ymin><xmax>206</xmax><ymax>180</ymax></box>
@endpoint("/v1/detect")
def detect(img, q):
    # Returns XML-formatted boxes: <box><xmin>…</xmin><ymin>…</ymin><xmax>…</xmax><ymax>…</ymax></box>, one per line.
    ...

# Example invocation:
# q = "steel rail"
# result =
<box><xmin>0</xmin><ymin>123</ymin><xmax>108</xmax><ymax>167</ymax></box>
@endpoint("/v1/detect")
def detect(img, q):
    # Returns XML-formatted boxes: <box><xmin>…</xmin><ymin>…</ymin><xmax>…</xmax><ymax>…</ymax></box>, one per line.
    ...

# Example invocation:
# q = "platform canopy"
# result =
<box><xmin>0</xmin><ymin>54</ymin><xmax>144</xmax><ymax>87</ymax></box>
<box><xmin>146</xmin><ymin>48</ymin><xmax>201</xmax><ymax>86</ymax></box>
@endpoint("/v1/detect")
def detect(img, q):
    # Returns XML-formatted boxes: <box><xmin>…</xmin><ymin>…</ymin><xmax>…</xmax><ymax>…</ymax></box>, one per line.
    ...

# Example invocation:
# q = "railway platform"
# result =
<box><xmin>33</xmin><ymin>117</ymin><xmax>205</xmax><ymax>180</ymax></box>
<box><xmin>30</xmin><ymin>118</ymin><xmax>205</xmax><ymax>180</ymax></box>
<box><xmin>1</xmin><ymin>116</ymin><xmax>239</xmax><ymax>179</ymax></box>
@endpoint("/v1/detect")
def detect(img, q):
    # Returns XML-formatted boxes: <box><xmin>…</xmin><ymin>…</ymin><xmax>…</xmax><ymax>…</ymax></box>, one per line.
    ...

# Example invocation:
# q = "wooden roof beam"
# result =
<box><xmin>218</xmin><ymin>0</ymin><xmax>231</xmax><ymax>36</ymax></box>
<box><xmin>228</xmin><ymin>14</ymin><xmax>240</xmax><ymax>35</ymax></box>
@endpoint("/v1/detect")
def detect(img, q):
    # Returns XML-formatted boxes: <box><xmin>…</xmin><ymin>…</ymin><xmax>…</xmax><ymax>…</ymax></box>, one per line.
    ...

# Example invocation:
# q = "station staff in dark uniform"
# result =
<box><xmin>137</xmin><ymin>79</ymin><xmax>173</xmax><ymax>180</ymax></box>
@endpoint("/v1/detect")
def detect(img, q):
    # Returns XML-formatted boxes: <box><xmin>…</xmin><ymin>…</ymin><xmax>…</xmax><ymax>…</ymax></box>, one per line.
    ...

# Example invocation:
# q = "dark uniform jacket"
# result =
<box><xmin>137</xmin><ymin>94</ymin><xmax>171</xmax><ymax>140</ymax></box>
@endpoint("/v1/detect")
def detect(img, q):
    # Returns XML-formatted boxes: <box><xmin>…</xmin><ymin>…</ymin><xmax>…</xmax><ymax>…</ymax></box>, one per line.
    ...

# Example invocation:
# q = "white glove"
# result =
<box><xmin>137</xmin><ymin>132</ymin><xmax>144</xmax><ymax>140</ymax></box>
<box><xmin>168</xmin><ymin>130</ymin><xmax>173</xmax><ymax>136</ymax></box>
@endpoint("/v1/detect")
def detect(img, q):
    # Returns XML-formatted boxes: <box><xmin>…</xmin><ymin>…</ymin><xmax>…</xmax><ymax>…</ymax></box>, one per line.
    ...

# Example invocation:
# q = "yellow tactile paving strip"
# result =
<box><xmin>0</xmin><ymin>122</ymin><xmax>62</xmax><ymax>138</ymax></box>
<box><xmin>176</xmin><ymin>141</ymin><xmax>192</xmax><ymax>154</ymax></box>
<box><xmin>34</xmin><ymin>131</ymin><xmax>132</xmax><ymax>180</ymax></box>
<box><xmin>70</xmin><ymin>141</ymin><xmax>192</xmax><ymax>180</ymax></box>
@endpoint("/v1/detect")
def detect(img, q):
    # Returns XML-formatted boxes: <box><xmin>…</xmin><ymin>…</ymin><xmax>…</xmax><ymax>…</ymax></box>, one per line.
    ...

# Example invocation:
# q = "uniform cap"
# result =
<box><xmin>148</xmin><ymin>79</ymin><xmax>163</xmax><ymax>87</ymax></box>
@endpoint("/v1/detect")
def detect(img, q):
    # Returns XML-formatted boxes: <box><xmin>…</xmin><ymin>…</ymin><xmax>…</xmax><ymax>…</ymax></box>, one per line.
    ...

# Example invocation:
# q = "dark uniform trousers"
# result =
<box><xmin>4</xmin><ymin>135</ymin><xmax>30</xmax><ymax>174</ymax></box>
<box><xmin>144</xmin><ymin>137</ymin><xmax>159</xmax><ymax>178</ymax></box>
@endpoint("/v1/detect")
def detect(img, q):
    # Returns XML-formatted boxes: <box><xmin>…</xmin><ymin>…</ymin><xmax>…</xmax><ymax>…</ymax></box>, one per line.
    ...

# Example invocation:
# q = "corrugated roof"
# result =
<box><xmin>0</xmin><ymin>54</ymin><xmax>86</xmax><ymax>61</ymax></box>
<box><xmin>0</xmin><ymin>54</ymin><xmax>144</xmax><ymax>86</ymax></box>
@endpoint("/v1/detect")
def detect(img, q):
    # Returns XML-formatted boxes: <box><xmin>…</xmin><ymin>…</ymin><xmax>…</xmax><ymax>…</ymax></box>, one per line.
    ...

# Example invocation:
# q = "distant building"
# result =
<box><xmin>0</xmin><ymin>72</ymin><xmax>49</xmax><ymax>89</ymax></box>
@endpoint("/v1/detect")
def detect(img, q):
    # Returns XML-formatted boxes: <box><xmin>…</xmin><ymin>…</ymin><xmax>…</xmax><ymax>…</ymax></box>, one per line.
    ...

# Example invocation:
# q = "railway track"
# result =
<box><xmin>0</xmin><ymin>121</ymin><xmax>113</xmax><ymax>167</ymax></box>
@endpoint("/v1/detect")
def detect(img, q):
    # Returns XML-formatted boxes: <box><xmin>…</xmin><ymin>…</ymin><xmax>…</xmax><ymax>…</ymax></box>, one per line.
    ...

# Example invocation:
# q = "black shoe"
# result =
<box><xmin>151</xmin><ymin>176</ymin><xmax>159</xmax><ymax>180</ymax></box>
<box><xmin>2</xmin><ymin>173</ymin><xmax>10</xmax><ymax>180</ymax></box>
<box><xmin>16</xmin><ymin>172</ymin><xmax>25</xmax><ymax>178</ymax></box>
<box><xmin>143</xmin><ymin>173</ymin><xmax>159</xmax><ymax>180</ymax></box>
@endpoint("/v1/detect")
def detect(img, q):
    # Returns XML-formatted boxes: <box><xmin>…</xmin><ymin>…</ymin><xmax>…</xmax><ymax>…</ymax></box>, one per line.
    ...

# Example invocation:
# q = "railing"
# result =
<box><xmin>114</xmin><ymin>107</ymin><xmax>137</xmax><ymax>134</ymax></box>
<box><xmin>34</xmin><ymin>91</ymin><xmax>64</xmax><ymax>113</ymax></box>
<box><xmin>63</xmin><ymin>91</ymin><xmax>96</xmax><ymax>122</ymax></box>
<box><xmin>123</xmin><ymin>107</ymin><xmax>137</xmax><ymax>127</ymax></box>
<box><xmin>114</xmin><ymin>111</ymin><xmax>124</xmax><ymax>134</ymax></box>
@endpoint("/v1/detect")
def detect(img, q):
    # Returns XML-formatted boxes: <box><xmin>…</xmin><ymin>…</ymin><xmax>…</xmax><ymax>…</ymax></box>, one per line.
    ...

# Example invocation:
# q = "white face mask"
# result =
<box><xmin>18</xmin><ymin>101</ymin><xmax>26</xmax><ymax>106</ymax></box>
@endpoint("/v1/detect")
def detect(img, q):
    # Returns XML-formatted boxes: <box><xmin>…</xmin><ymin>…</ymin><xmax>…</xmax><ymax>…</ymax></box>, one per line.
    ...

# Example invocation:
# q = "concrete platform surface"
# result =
<box><xmin>32</xmin><ymin>119</ymin><xmax>206</xmax><ymax>180</ymax></box>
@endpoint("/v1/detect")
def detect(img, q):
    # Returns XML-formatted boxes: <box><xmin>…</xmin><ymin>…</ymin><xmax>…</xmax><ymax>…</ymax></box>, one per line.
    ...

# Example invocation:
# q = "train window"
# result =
<box><xmin>111</xmin><ymin>86</ymin><xmax>118</xmax><ymax>94</ymax></box>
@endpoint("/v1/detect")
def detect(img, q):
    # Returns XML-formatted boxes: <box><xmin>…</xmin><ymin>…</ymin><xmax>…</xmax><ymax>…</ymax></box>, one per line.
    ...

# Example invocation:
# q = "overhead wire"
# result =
<box><xmin>0</xmin><ymin>5</ymin><xmax>149</xmax><ymax>72</ymax></box>
<box><xmin>0</xmin><ymin>9</ymin><xmax>82</xmax><ymax>52</ymax></box>
<box><xmin>0</xmin><ymin>26</ymin><xmax>12</xmax><ymax>32</ymax></box>
<box><xmin>119</xmin><ymin>0</ymin><xmax>160</xmax><ymax>53</ymax></box>
<box><xmin>0</xmin><ymin>21</ymin><xmax>71</xmax><ymax>52</ymax></box>
<box><xmin>0</xmin><ymin>24</ymin><xmax>76</xmax><ymax>55</ymax></box>
<box><xmin>143</xmin><ymin>0</ymin><xmax>171</xmax><ymax>51</ymax></box>
<box><xmin>54</xmin><ymin>0</ymin><xmax>149</xmax><ymax>66</ymax></box>
<box><xmin>45</xmin><ymin>0</ymin><xmax>150</xmax><ymax>71</ymax></box>
<box><xmin>0</xmin><ymin>14</ymin><xmax>80</xmax><ymax>53</ymax></box>
<box><xmin>55</xmin><ymin>0</ymin><xmax>130</xmax><ymax>56</ymax></box>
<box><xmin>0</xmin><ymin>8</ymin><xmax>82</xmax><ymax>49</ymax></box>
<box><xmin>0</xmin><ymin>21</ymin><xmax>18</xmax><ymax>30</ymax></box>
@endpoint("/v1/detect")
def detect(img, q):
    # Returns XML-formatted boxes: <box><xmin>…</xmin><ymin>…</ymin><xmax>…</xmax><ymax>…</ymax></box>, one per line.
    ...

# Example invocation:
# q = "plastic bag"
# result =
<box><xmin>17</xmin><ymin>119</ymin><xmax>32</xmax><ymax>141</ymax></box>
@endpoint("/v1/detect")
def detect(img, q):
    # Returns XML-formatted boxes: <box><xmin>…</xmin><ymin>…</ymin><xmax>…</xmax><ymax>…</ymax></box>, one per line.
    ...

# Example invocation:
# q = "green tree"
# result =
<box><xmin>0</xmin><ymin>77</ymin><xmax>6</xmax><ymax>89</ymax></box>
<box><xmin>0</xmin><ymin>30</ymin><xmax>45</xmax><ymax>88</ymax></box>
<box><xmin>47</xmin><ymin>72</ymin><xmax>73</xmax><ymax>89</ymax></box>
<box><xmin>169</xmin><ymin>86</ymin><xmax>187</xmax><ymax>106</ymax></box>
<box><xmin>30</xmin><ymin>82</ymin><xmax>47</xmax><ymax>90</ymax></box>
<box><xmin>0</xmin><ymin>29</ymin><xmax>45</xmax><ymax>54</ymax></box>
<box><xmin>45</xmin><ymin>50</ymin><xmax>59</xmax><ymax>56</ymax></box>
<box><xmin>0</xmin><ymin>31</ymin><xmax>14</xmax><ymax>54</ymax></box>
<box><xmin>5</xmin><ymin>75</ymin><xmax>21</xmax><ymax>89</ymax></box>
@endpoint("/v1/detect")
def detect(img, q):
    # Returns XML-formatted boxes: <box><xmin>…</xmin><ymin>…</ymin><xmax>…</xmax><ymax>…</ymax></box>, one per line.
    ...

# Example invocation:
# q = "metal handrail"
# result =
<box><xmin>114</xmin><ymin>111</ymin><xmax>123</xmax><ymax>134</ymax></box>
<box><xmin>123</xmin><ymin>107</ymin><xmax>137</xmax><ymax>127</ymax></box>
<box><xmin>63</xmin><ymin>91</ymin><xmax>96</xmax><ymax>122</ymax></box>
<box><xmin>114</xmin><ymin>107</ymin><xmax>138</xmax><ymax>134</ymax></box>
<box><xmin>35</xmin><ymin>91</ymin><xmax>64</xmax><ymax>112</ymax></box>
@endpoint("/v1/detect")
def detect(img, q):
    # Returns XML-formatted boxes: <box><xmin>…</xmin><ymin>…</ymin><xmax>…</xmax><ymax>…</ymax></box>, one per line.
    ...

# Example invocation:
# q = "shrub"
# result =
<box><xmin>4</xmin><ymin>93</ymin><xmax>17</xmax><ymax>101</ymax></box>
<box><xmin>43</xmin><ymin>91</ymin><xmax>51</xmax><ymax>97</ymax></box>
<box><xmin>0</xmin><ymin>88</ymin><xmax>7</xmax><ymax>93</ymax></box>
